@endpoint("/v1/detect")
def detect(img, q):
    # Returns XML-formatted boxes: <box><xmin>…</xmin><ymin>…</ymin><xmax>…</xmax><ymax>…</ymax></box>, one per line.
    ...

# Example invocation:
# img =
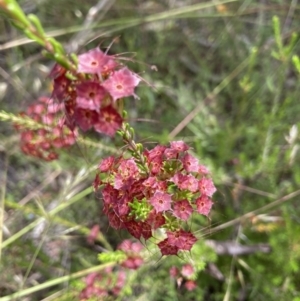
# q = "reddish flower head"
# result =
<box><xmin>95</xmin><ymin>139</ymin><xmax>216</xmax><ymax>257</ymax></box>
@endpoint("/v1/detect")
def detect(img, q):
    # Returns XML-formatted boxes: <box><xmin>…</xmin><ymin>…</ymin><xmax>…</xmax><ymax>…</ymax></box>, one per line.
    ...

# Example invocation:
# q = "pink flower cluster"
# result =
<box><xmin>50</xmin><ymin>48</ymin><xmax>141</xmax><ymax>136</ymax></box>
<box><xmin>170</xmin><ymin>264</ymin><xmax>197</xmax><ymax>291</ymax></box>
<box><xmin>15</xmin><ymin>96</ymin><xmax>77</xmax><ymax>161</ymax></box>
<box><xmin>118</xmin><ymin>239</ymin><xmax>144</xmax><ymax>269</ymax></box>
<box><xmin>79</xmin><ymin>268</ymin><xmax>126</xmax><ymax>300</ymax></box>
<box><xmin>79</xmin><ymin>239</ymin><xmax>144</xmax><ymax>300</ymax></box>
<box><xmin>94</xmin><ymin>141</ymin><xmax>216</xmax><ymax>256</ymax></box>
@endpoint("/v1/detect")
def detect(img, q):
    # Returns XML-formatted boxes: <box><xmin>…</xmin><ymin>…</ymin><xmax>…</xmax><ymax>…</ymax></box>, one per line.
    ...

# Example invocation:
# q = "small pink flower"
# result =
<box><xmin>52</xmin><ymin>75</ymin><xmax>71</xmax><ymax>102</ymax></box>
<box><xmin>198</xmin><ymin>164</ymin><xmax>209</xmax><ymax>175</ymax></box>
<box><xmin>76</xmin><ymin>81</ymin><xmax>106</xmax><ymax>111</ymax></box>
<box><xmin>94</xmin><ymin>105</ymin><xmax>123</xmax><ymax>136</ymax></box>
<box><xmin>142</xmin><ymin>176</ymin><xmax>158</xmax><ymax>189</ymax></box>
<box><xmin>118</xmin><ymin>239</ymin><xmax>144</xmax><ymax>269</ymax></box>
<box><xmin>167</xmin><ymin>230</ymin><xmax>197</xmax><ymax>251</ymax></box>
<box><xmin>170</xmin><ymin>173</ymin><xmax>185</xmax><ymax>187</ymax></box>
<box><xmin>87</xmin><ymin>224</ymin><xmax>100</xmax><ymax>245</ymax></box>
<box><xmin>125</xmin><ymin>220</ymin><xmax>143</xmax><ymax>239</ymax></box>
<box><xmin>150</xmin><ymin>191</ymin><xmax>172</xmax><ymax>212</ymax></box>
<box><xmin>99</xmin><ymin>156</ymin><xmax>115</xmax><ymax>172</ymax></box>
<box><xmin>181</xmin><ymin>264</ymin><xmax>194</xmax><ymax>278</ymax></box>
<box><xmin>170</xmin><ymin>266</ymin><xmax>179</xmax><ymax>278</ymax></box>
<box><xmin>199</xmin><ymin>177</ymin><xmax>217</xmax><ymax>197</ymax></box>
<box><xmin>118</xmin><ymin>239</ymin><xmax>133</xmax><ymax>252</ymax></box>
<box><xmin>173</xmin><ymin>200</ymin><xmax>193</xmax><ymax>221</ymax></box>
<box><xmin>102</xmin><ymin>67</ymin><xmax>141</xmax><ymax>101</ymax></box>
<box><xmin>196</xmin><ymin>195</ymin><xmax>213</xmax><ymax>216</ymax></box>
<box><xmin>158</xmin><ymin>238</ymin><xmax>179</xmax><ymax>256</ymax></box>
<box><xmin>179</xmin><ymin>174</ymin><xmax>198</xmax><ymax>193</ymax></box>
<box><xmin>182</xmin><ymin>153</ymin><xmax>199</xmax><ymax>172</ymax></box>
<box><xmin>107</xmin><ymin>210</ymin><xmax>125</xmax><ymax>229</ymax></box>
<box><xmin>164</xmin><ymin>147</ymin><xmax>178</xmax><ymax>159</ymax></box>
<box><xmin>170</xmin><ymin>141</ymin><xmax>189</xmax><ymax>152</ymax></box>
<box><xmin>74</xmin><ymin>108</ymin><xmax>98</xmax><ymax>131</ymax></box>
<box><xmin>118</xmin><ymin>158</ymin><xmax>139</xmax><ymax>179</ymax></box>
<box><xmin>184</xmin><ymin>280</ymin><xmax>197</xmax><ymax>291</ymax></box>
<box><xmin>146</xmin><ymin>210</ymin><xmax>166</xmax><ymax>229</ymax></box>
<box><xmin>146</xmin><ymin>145</ymin><xmax>167</xmax><ymax>161</ymax></box>
<box><xmin>77</xmin><ymin>48</ymin><xmax>117</xmax><ymax>75</ymax></box>
<box><xmin>149</xmin><ymin>157</ymin><xmax>163</xmax><ymax>174</ymax></box>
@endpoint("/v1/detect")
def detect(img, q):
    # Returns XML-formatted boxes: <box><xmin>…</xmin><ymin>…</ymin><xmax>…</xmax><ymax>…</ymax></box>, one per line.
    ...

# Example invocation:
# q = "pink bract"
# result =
<box><xmin>102</xmin><ymin>67</ymin><xmax>141</xmax><ymax>101</ymax></box>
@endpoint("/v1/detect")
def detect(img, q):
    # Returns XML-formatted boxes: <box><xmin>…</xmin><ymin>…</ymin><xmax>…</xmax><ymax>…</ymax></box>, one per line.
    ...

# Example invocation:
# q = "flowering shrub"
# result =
<box><xmin>0</xmin><ymin>4</ymin><xmax>217</xmax><ymax>300</ymax></box>
<box><xmin>94</xmin><ymin>140</ymin><xmax>216</xmax><ymax>256</ymax></box>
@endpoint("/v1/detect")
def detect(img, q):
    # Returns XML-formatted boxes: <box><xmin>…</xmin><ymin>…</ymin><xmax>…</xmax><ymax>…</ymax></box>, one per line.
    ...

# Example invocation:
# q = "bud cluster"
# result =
<box><xmin>79</xmin><ymin>268</ymin><xmax>126</xmax><ymax>300</ymax></box>
<box><xmin>170</xmin><ymin>264</ymin><xmax>197</xmax><ymax>291</ymax></box>
<box><xmin>94</xmin><ymin>140</ymin><xmax>216</xmax><ymax>256</ymax></box>
<box><xmin>80</xmin><ymin>239</ymin><xmax>144</xmax><ymax>300</ymax></box>
<box><xmin>15</xmin><ymin>96</ymin><xmax>77</xmax><ymax>161</ymax></box>
<box><xmin>50</xmin><ymin>47</ymin><xmax>141</xmax><ymax>137</ymax></box>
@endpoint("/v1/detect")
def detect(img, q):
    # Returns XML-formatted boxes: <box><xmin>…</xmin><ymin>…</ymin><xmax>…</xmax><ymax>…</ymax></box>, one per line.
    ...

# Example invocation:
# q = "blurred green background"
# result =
<box><xmin>1</xmin><ymin>0</ymin><xmax>300</xmax><ymax>300</ymax></box>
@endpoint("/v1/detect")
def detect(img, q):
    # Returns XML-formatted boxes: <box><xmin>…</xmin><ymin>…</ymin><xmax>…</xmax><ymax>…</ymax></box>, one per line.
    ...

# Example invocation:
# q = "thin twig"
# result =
<box><xmin>168</xmin><ymin>56</ymin><xmax>250</xmax><ymax>139</ymax></box>
<box><xmin>0</xmin><ymin>149</ymin><xmax>8</xmax><ymax>261</ymax></box>
<box><xmin>206</xmin><ymin>189</ymin><xmax>300</xmax><ymax>235</ymax></box>
<box><xmin>67</xmin><ymin>0</ymin><xmax>116</xmax><ymax>53</ymax></box>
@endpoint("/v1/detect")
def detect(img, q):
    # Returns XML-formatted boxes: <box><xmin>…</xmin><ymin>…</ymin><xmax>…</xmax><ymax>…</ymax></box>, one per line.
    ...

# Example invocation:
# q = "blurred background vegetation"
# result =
<box><xmin>1</xmin><ymin>0</ymin><xmax>300</xmax><ymax>300</ymax></box>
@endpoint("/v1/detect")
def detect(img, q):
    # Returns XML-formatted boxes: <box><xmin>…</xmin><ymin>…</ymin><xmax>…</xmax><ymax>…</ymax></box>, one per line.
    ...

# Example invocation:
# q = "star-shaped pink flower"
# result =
<box><xmin>149</xmin><ymin>191</ymin><xmax>172</xmax><ymax>212</ymax></box>
<box><xmin>102</xmin><ymin>67</ymin><xmax>141</xmax><ymax>101</ymax></box>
